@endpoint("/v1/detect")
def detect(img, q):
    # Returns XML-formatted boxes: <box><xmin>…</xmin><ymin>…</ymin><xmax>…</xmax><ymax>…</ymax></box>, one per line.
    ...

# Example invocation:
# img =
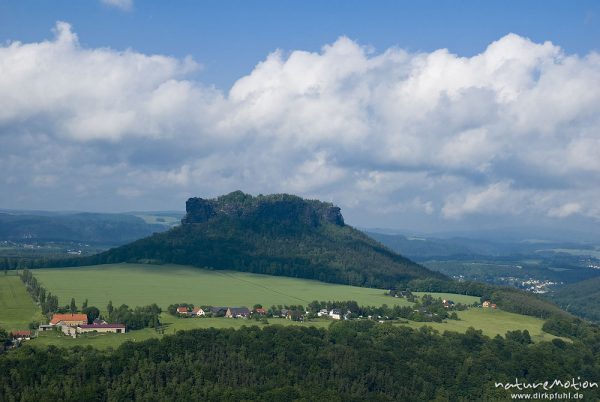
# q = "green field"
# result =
<box><xmin>400</xmin><ymin>308</ymin><xmax>559</xmax><ymax>343</ymax></box>
<box><xmin>4</xmin><ymin>263</ymin><xmax>559</xmax><ymax>348</ymax></box>
<box><xmin>29</xmin><ymin>308</ymin><xmax>557</xmax><ymax>349</ymax></box>
<box><xmin>33</xmin><ymin>264</ymin><xmax>419</xmax><ymax>309</ymax></box>
<box><xmin>413</xmin><ymin>292</ymin><xmax>478</xmax><ymax>305</ymax></box>
<box><xmin>0</xmin><ymin>273</ymin><xmax>44</xmax><ymax>331</ymax></box>
<box><xmin>30</xmin><ymin>314</ymin><xmax>332</xmax><ymax>349</ymax></box>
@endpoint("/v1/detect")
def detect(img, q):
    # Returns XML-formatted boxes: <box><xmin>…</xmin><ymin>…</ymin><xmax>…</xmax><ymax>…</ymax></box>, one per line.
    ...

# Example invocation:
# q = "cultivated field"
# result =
<box><xmin>0</xmin><ymin>273</ymin><xmax>44</xmax><ymax>331</ymax></box>
<box><xmin>33</xmin><ymin>263</ymin><xmax>425</xmax><ymax>309</ymax></box>
<box><xmin>3</xmin><ymin>263</ymin><xmax>559</xmax><ymax>348</ymax></box>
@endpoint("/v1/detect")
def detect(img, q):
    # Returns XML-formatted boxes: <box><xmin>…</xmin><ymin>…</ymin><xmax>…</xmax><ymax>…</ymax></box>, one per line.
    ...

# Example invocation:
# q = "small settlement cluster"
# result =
<box><xmin>174</xmin><ymin>305</ymin><xmax>349</xmax><ymax>321</ymax></box>
<box><xmin>38</xmin><ymin>313</ymin><xmax>126</xmax><ymax>338</ymax></box>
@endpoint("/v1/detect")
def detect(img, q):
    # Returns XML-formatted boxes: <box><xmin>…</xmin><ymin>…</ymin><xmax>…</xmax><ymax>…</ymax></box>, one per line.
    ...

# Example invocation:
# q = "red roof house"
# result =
<box><xmin>11</xmin><ymin>330</ymin><xmax>31</xmax><ymax>340</ymax></box>
<box><xmin>50</xmin><ymin>313</ymin><xmax>88</xmax><ymax>326</ymax></box>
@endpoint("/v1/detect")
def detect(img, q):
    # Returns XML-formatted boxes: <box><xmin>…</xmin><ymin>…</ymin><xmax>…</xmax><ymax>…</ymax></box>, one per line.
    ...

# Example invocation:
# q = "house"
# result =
<box><xmin>253</xmin><ymin>307</ymin><xmax>266</xmax><ymax>315</ymax></box>
<box><xmin>10</xmin><ymin>330</ymin><xmax>31</xmax><ymax>341</ymax></box>
<box><xmin>38</xmin><ymin>324</ymin><xmax>54</xmax><ymax>332</ymax></box>
<box><xmin>286</xmin><ymin>310</ymin><xmax>305</xmax><ymax>321</ymax></box>
<box><xmin>191</xmin><ymin>307</ymin><xmax>205</xmax><ymax>317</ymax></box>
<box><xmin>491</xmin><ymin>303</ymin><xmax>497</xmax><ymax>309</ymax></box>
<box><xmin>317</xmin><ymin>309</ymin><xmax>329</xmax><ymax>317</ymax></box>
<box><xmin>226</xmin><ymin>307</ymin><xmax>250</xmax><ymax>318</ymax></box>
<box><xmin>482</xmin><ymin>301</ymin><xmax>491</xmax><ymax>308</ymax></box>
<box><xmin>443</xmin><ymin>299</ymin><xmax>455</xmax><ymax>308</ymax></box>
<box><xmin>210</xmin><ymin>306</ymin><xmax>228</xmax><ymax>316</ymax></box>
<box><xmin>93</xmin><ymin>318</ymin><xmax>108</xmax><ymax>325</ymax></box>
<box><xmin>50</xmin><ymin>313</ymin><xmax>88</xmax><ymax>327</ymax></box>
<box><xmin>77</xmin><ymin>323</ymin><xmax>126</xmax><ymax>334</ymax></box>
<box><xmin>329</xmin><ymin>309</ymin><xmax>342</xmax><ymax>320</ymax></box>
<box><xmin>176</xmin><ymin>306</ymin><xmax>189</xmax><ymax>315</ymax></box>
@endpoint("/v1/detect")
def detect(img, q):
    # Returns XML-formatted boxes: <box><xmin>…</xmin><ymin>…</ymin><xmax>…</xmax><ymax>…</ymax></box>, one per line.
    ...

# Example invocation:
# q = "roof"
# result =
<box><xmin>210</xmin><ymin>306</ymin><xmax>228</xmax><ymax>313</ymax></box>
<box><xmin>192</xmin><ymin>307</ymin><xmax>202</xmax><ymax>313</ymax></box>
<box><xmin>228</xmin><ymin>307</ymin><xmax>250</xmax><ymax>314</ymax></box>
<box><xmin>176</xmin><ymin>307</ymin><xmax>188</xmax><ymax>313</ymax></box>
<box><xmin>50</xmin><ymin>313</ymin><xmax>88</xmax><ymax>325</ymax></box>
<box><xmin>11</xmin><ymin>330</ymin><xmax>31</xmax><ymax>337</ymax></box>
<box><xmin>79</xmin><ymin>324</ymin><xmax>125</xmax><ymax>329</ymax></box>
<box><xmin>254</xmin><ymin>308</ymin><xmax>266</xmax><ymax>313</ymax></box>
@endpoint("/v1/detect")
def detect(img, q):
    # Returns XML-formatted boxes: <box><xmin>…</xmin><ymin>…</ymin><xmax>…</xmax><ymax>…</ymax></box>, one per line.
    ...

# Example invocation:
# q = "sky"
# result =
<box><xmin>0</xmin><ymin>1</ymin><xmax>599</xmax><ymax>235</ymax></box>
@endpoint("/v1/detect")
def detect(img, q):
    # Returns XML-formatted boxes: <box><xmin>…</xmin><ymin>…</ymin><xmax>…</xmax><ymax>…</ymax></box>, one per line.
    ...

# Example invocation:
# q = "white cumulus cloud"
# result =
<box><xmin>0</xmin><ymin>23</ymin><xmax>599</xmax><ymax>230</ymax></box>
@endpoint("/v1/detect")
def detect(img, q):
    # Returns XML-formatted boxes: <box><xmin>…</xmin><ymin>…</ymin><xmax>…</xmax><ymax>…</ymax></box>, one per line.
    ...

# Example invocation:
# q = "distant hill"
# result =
<box><xmin>69</xmin><ymin>191</ymin><xmax>446</xmax><ymax>288</ymax></box>
<box><xmin>550</xmin><ymin>277</ymin><xmax>600</xmax><ymax>322</ymax></box>
<box><xmin>0</xmin><ymin>212</ymin><xmax>171</xmax><ymax>245</ymax></box>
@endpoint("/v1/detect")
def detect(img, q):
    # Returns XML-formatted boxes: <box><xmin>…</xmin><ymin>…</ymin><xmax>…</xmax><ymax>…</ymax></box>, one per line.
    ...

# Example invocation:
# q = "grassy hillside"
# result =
<box><xmin>24</xmin><ymin>263</ymin><xmax>561</xmax><ymax>349</ymax></box>
<box><xmin>401</xmin><ymin>308</ymin><xmax>558</xmax><ymax>343</ymax></box>
<box><xmin>0</xmin><ymin>273</ymin><xmax>43</xmax><ymax>331</ymax></box>
<box><xmin>33</xmin><ymin>264</ymin><xmax>420</xmax><ymax>309</ymax></box>
<box><xmin>29</xmin><ymin>307</ymin><xmax>558</xmax><ymax>350</ymax></box>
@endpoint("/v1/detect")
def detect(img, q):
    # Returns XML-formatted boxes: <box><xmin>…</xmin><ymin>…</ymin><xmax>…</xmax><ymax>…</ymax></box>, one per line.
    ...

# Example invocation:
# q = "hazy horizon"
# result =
<box><xmin>1</xmin><ymin>1</ymin><xmax>599</xmax><ymax>235</ymax></box>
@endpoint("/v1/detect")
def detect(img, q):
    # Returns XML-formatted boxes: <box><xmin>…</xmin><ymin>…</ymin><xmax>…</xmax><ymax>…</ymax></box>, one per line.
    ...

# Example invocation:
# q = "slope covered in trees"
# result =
<box><xmin>550</xmin><ymin>276</ymin><xmax>600</xmax><ymax>322</ymax></box>
<box><xmin>0</xmin><ymin>212</ymin><xmax>168</xmax><ymax>245</ymax></box>
<box><xmin>52</xmin><ymin>191</ymin><xmax>446</xmax><ymax>288</ymax></box>
<box><xmin>1</xmin><ymin>322</ymin><xmax>599</xmax><ymax>400</ymax></box>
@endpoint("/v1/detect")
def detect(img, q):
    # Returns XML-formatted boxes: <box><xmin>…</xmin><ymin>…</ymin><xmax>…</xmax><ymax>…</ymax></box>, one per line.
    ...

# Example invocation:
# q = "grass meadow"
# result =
<box><xmin>0</xmin><ymin>273</ymin><xmax>44</xmax><ymax>331</ymax></box>
<box><xmin>0</xmin><ymin>263</ymin><xmax>558</xmax><ymax>348</ymax></box>
<box><xmin>33</xmin><ymin>263</ymin><xmax>422</xmax><ymax>309</ymax></box>
<box><xmin>399</xmin><ymin>308</ymin><xmax>559</xmax><ymax>343</ymax></box>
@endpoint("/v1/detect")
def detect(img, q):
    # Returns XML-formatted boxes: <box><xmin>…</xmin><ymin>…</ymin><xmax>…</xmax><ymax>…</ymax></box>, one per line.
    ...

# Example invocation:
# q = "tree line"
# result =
<box><xmin>0</xmin><ymin>321</ymin><xmax>599</xmax><ymax>400</ymax></box>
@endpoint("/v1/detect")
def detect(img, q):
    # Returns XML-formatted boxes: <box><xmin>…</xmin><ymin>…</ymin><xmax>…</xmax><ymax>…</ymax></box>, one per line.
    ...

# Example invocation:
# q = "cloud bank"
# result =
<box><xmin>1</xmin><ymin>22</ymin><xmax>599</xmax><ymax>230</ymax></box>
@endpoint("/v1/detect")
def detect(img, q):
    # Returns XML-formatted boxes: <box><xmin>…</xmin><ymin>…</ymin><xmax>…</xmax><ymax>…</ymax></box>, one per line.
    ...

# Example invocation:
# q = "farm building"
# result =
<box><xmin>191</xmin><ymin>307</ymin><xmax>205</xmax><ymax>316</ymax></box>
<box><xmin>210</xmin><ymin>306</ymin><xmax>228</xmax><ymax>316</ymax></box>
<box><xmin>317</xmin><ymin>309</ymin><xmax>329</xmax><ymax>317</ymax></box>
<box><xmin>176</xmin><ymin>306</ymin><xmax>189</xmax><ymax>315</ymax></box>
<box><xmin>226</xmin><ymin>307</ymin><xmax>250</xmax><ymax>318</ymax></box>
<box><xmin>443</xmin><ymin>299</ymin><xmax>455</xmax><ymax>308</ymax></box>
<box><xmin>77</xmin><ymin>324</ymin><xmax>126</xmax><ymax>334</ymax></box>
<box><xmin>50</xmin><ymin>313</ymin><xmax>88</xmax><ymax>326</ymax></box>
<box><xmin>10</xmin><ymin>330</ymin><xmax>31</xmax><ymax>341</ymax></box>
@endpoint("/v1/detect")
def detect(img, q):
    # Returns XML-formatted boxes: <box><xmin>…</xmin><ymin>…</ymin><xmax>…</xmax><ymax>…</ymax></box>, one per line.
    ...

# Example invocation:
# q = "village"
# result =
<box><xmin>4</xmin><ymin>274</ymin><xmax>496</xmax><ymax>349</ymax></box>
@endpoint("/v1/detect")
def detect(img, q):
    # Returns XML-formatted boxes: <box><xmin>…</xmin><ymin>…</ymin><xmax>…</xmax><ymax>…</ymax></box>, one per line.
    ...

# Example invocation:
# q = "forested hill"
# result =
<box><xmin>61</xmin><ymin>191</ymin><xmax>447</xmax><ymax>288</ymax></box>
<box><xmin>550</xmin><ymin>276</ymin><xmax>600</xmax><ymax>322</ymax></box>
<box><xmin>0</xmin><ymin>212</ymin><xmax>167</xmax><ymax>245</ymax></box>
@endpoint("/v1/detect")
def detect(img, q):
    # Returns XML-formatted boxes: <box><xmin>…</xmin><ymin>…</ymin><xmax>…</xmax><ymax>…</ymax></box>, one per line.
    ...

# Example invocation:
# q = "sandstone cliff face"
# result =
<box><xmin>182</xmin><ymin>191</ymin><xmax>344</xmax><ymax>227</ymax></box>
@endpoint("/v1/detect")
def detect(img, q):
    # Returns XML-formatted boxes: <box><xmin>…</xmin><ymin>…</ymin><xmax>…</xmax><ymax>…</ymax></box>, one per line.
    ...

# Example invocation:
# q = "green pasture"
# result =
<box><xmin>30</xmin><ymin>314</ymin><xmax>331</xmax><ymax>350</ymax></box>
<box><xmin>400</xmin><ymin>308</ymin><xmax>559</xmax><ymax>343</ymax></box>
<box><xmin>413</xmin><ymin>292</ymin><xmax>478</xmax><ymax>305</ymax></box>
<box><xmin>33</xmin><ymin>264</ymin><xmax>414</xmax><ymax>309</ymax></box>
<box><xmin>0</xmin><ymin>273</ymin><xmax>43</xmax><ymax>331</ymax></box>
<box><xmin>14</xmin><ymin>263</ymin><xmax>559</xmax><ymax>349</ymax></box>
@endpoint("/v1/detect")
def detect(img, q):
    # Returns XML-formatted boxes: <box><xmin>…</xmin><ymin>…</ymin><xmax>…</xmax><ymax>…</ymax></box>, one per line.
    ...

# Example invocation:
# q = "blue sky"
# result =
<box><xmin>2</xmin><ymin>1</ymin><xmax>598</xmax><ymax>89</ymax></box>
<box><xmin>0</xmin><ymin>1</ymin><xmax>599</xmax><ymax>235</ymax></box>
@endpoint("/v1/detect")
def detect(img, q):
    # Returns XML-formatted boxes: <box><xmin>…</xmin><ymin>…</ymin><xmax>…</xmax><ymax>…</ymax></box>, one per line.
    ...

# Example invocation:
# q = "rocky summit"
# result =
<box><xmin>182</xmin><ymin>191</ymin><xmax>345</xmax><ymax>227</ymax></box>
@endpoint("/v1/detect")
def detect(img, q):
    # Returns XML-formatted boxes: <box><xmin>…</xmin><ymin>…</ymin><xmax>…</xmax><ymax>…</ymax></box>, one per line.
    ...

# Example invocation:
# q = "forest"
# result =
<box><xmin>1</xmin><ymin>320</ymin><xmax>599</xmax><ymax>401</ymax></box>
